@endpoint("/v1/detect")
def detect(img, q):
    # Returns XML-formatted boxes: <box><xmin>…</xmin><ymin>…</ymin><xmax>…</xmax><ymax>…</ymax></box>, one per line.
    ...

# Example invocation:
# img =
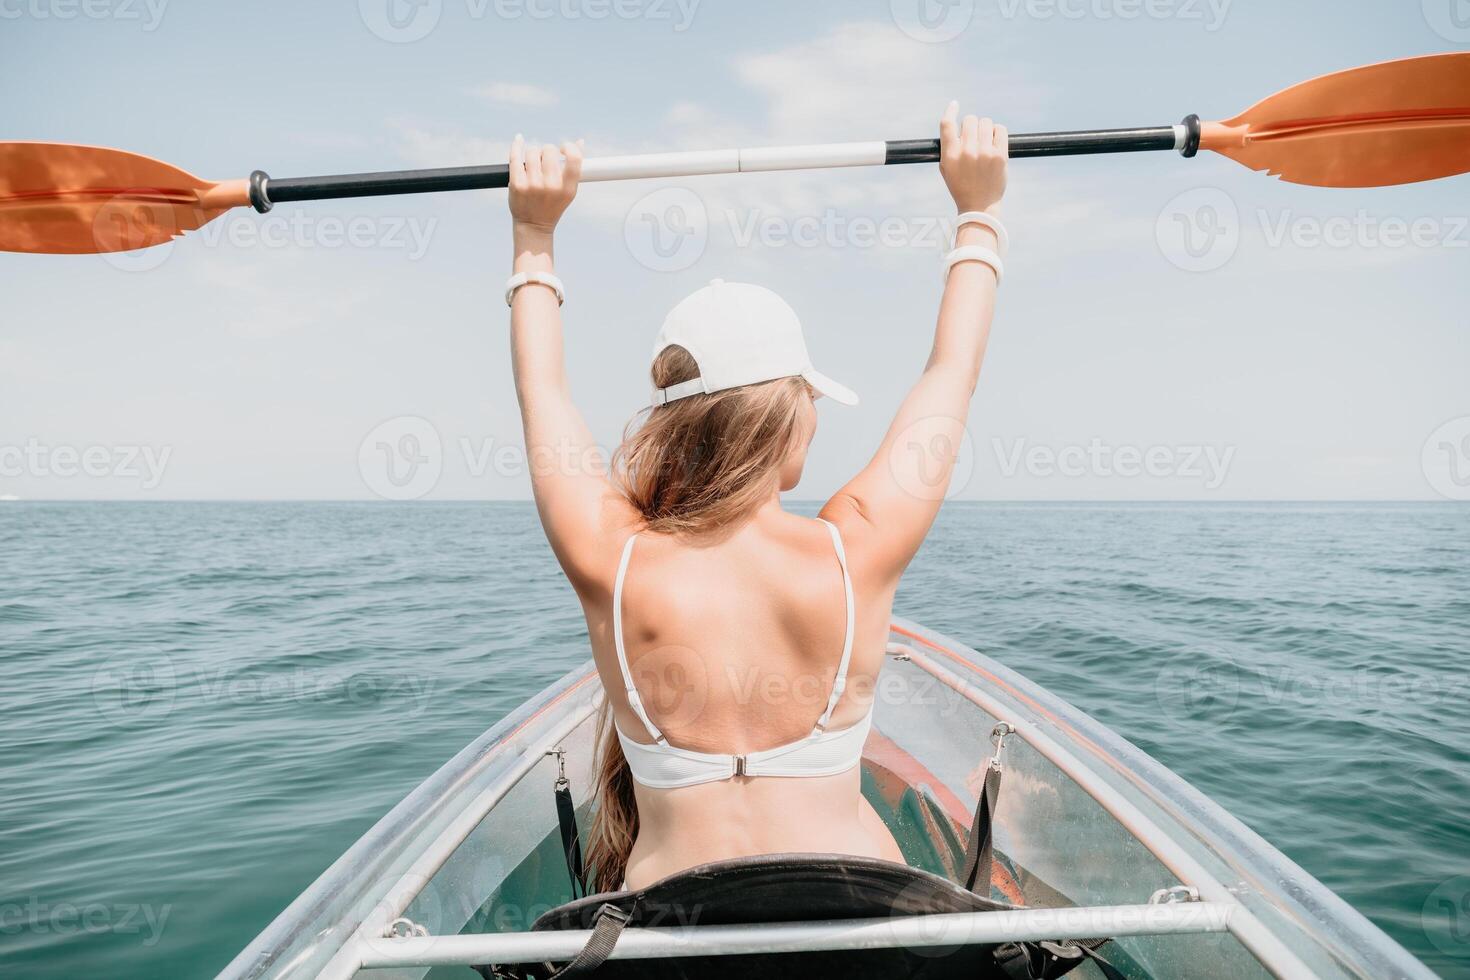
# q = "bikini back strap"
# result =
<box><xmin>813</xmin><ymin>519</ymin><xmax>856</xmax><ymax>734</ymax></box>
<box><xmin>612</xmin><ymin>533</ymin><xmax>667</xmax><ymax>745</ymax></box>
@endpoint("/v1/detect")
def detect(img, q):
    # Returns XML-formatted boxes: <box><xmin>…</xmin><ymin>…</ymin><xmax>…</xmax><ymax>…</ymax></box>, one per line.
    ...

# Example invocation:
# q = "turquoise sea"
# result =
<box><xmin>2</xmin><ymin>501</ymin><xmax>1467</xmax><ymax>978</ymax></box>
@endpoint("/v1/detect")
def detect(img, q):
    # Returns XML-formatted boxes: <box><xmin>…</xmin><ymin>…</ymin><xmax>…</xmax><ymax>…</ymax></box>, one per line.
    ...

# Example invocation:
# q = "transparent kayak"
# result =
<box><xmin>218</xmin><ymin>618</ymin><xmax>1434</xmax><ymax>980</ymax></box>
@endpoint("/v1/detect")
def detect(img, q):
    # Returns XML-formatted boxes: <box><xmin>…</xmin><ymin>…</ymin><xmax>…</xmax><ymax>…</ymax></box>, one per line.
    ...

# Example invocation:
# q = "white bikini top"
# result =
<box><xmin>612</xmin><ymin>518</ymin><xmax>872</xmax><ymax>790</ymax></box>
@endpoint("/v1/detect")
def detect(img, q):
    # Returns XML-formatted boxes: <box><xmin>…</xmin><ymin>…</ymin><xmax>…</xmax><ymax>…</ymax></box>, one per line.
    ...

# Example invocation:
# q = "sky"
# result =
<box><xmin>1</xmin><ymin>0</ymin><xmax>1467</xmax><ymax>501</ymax></box>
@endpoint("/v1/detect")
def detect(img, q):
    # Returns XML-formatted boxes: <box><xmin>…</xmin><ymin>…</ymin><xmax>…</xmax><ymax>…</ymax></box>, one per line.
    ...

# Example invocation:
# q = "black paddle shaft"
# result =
<box><xmin>251</xmin><ymin>120</ymin><xmax>1198</xmax><ymax>213</ymax></box>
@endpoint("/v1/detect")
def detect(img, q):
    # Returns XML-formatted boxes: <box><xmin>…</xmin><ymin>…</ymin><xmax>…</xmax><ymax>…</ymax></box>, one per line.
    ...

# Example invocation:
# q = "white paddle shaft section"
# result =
<box><xmin>580</xmin><ymin>141</ymin><xmax>888</xmax><ymax>182</ymax></box>
<box><xmin>358</xmin><ymin>902</ymin><xmax>1232</xmax><ymax>968</ymax></box>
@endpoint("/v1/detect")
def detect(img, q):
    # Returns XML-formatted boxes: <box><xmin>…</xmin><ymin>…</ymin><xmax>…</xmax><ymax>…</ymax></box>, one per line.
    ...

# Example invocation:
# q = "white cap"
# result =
<box><xmin>650</xmin><ymin>279</ymin><xmax>858</xmax><ymax>407</ymax></box>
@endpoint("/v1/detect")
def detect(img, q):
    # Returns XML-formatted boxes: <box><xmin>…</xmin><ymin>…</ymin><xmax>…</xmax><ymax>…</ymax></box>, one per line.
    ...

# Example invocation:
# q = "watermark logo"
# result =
<box><xmin>356</xmin><ymin>872</ymin><xmax>455</xmax><ymax>961</ymax></box>
<box><xmin>1423</xmin><ymin>875</ymin><xmax>1470</xmax><ymax>959</ymax></box>
<box><xmin>1422</xmin><ymin>416</ymin><xmax>1470</xmax><ymax>501</ymax></box>
<box><xmin>358</xmin><ymin>416</ymin><xmax>443</xmax><ymax>500</ymax></box>
<box><xmin>90</xmin><ymin>657</ymin><xmax>437</xmax><ymax>726</ymax></box>
<box><xmin>890</xmin><ymin>0</ymin><xmax>974</xmax><ymax>42</ymax></box>
<box><xmin>92</xmin><ymin>195</ymin><xmax>176</xmax><ymax>273</ymax></box>
<box><xmin>1157</xmin><ymin>659</ymin><xmax>1462</xmax><ymax>724</ymax></box>
<box><xmin>624</xmin><ymin>187</ymin><xmax>708</xmax><ymax>272</ymax></box>
<box><xmin>629</xmin><ymin>644</ymin><xmax>710</xmax><ymax>731</ymax></box>
<box><xmin>1159</xmin><ymin>189</ymin><xmax>1467</xmax><ymax>272</ymax></box>
<box><xmin>1154</xmin><ymin>653</ymin><xmax>1240</xmax><ymax>721</ymax></box>
<box><xmin>359</xmin><ymin>0</ymin><xmax>442</xmax><ymax>42</ymax></box>
<box><xmin>887</xmin><ymin>415</ymin><xmax>976</xmax><ymax>502</ymax></box>
<box><xmin>1422</xmin><ymin>0</ymin><xmax>1470</xmax><ymax>43</ymax></box>
<box><xmin>1156</xmin><ymin>187</ymin><xmax>1240</xmax><ymax>272</ymax></box>
<box><xmin>92</xmin><ymin>652</ymin><xmax>178</xmax><ymax>726</ymax></box>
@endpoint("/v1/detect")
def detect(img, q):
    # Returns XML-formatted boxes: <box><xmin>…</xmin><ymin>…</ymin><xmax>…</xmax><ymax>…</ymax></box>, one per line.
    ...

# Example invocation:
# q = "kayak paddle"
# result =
<box><xmin>2</xmin><ymin>52</ymin><xmax>1466</xmax><ymax>256</ymax></box>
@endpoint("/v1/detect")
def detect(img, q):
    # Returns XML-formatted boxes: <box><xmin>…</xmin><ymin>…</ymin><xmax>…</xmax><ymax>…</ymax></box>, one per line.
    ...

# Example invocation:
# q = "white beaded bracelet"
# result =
<box><xmin>505</xmin><ymin>271</ymin><xmax>565</xmax><ymax>307</ymax></box>
<box><xmin>953</xmin><ymin>211</ymin><xmax>1009</xmax><ymax>256</ymax></box>
<box><xmin>944</xmin><ymin>245</ymin><xmax>1004</xmax><ymax>284</ymax></box>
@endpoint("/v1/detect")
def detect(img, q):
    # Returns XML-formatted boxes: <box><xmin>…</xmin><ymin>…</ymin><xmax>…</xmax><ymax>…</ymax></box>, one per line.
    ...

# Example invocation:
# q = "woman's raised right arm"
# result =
<box><xmin>822</xmin><ymin>103</ymin><xmax>1008</xmax><ymax>581</ymax></box>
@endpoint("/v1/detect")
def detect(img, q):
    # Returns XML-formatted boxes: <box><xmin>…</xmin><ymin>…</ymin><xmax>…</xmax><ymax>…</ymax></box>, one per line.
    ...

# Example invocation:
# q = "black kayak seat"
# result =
<box><xmin>488</xmin><ymin>853</ymin><xmax>1114</xmax><ymax>980</ymax></box>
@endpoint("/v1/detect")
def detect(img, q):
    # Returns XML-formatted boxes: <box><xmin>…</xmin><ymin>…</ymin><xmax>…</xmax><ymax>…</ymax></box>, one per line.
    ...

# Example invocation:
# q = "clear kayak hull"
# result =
<box><xmin>218</xmin><ymin>619</ymin><xmax>1433</xmax><ymax>980</ymax></box>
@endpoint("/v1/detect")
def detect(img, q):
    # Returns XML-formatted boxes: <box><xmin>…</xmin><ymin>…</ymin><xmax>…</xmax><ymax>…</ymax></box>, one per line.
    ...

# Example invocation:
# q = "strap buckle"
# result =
<box><xmin>989</xmin><ymin>722</ymin><xmax>1014</xmax><ymax>771</ymax></box>
<box><xmin>651</xmin><ymin>377</ymin><xmax>706</xmax><ymax>407</ymax></box>
<box><xmin>594</xmin><ymin>902</ymin><xmax>632</xmax><ymax>926</ymax></box>
<box><xmin>546</xmin><ymin>745</ymin><xmax>568</xmax><ymax>787</ymax></box>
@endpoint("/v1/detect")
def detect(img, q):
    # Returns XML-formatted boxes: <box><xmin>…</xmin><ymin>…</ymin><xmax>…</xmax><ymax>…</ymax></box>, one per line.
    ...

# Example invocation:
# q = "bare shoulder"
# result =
<box><xmin>817</xmin><ymin>493</ymin><xmax>908</xmax><ymax>590</ymax></box>
<box><xmin>553</xmin><ymin>488</ymin><xmax>644</xmax><ymax>600</ymax></box>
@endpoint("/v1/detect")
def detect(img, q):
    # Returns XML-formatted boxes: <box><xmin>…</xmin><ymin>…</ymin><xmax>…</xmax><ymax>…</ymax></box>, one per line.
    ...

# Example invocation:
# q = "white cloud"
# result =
<box><xmin>473</xmin><ymin>82</ymin><xmax>559</xmax><ymax>108</ymax></box>
<box><xmin>733</xmin><ymin>21</ymin><xmax>1049</xmax><ymax>142</ymax></box>
<box><xmin>390</xmin><ymin>120</ymin><xmax>510</xmax><ymax>170</ymax></box>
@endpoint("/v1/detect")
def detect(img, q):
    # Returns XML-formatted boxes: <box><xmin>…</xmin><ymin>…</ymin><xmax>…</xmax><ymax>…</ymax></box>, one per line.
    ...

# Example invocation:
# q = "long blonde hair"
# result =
<box><xmin>582</xmin><ymin>344</ymin><xmax>811</xmax><ymax>892</ymax></box>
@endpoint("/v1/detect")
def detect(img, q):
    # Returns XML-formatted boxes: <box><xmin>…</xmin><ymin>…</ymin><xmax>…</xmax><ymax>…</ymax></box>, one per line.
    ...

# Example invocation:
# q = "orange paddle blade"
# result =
<box><xmin>1201</xmin><ymin>52</ymin><xmax>1470</xmax><ymax>188</ymax></box>
<box><xmin>0</xmin><ymin>142</ymin><xmax>248</xmax><ymax>254</ymax></box>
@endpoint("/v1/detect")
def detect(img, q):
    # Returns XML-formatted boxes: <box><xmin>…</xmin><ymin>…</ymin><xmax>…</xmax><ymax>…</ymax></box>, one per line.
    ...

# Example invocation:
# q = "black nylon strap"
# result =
<box><xmin>546</xmin><ymin>903</ymin><xmax>632</xmax><ymax>978</ymax></box>
<box><xmin>1030</xmin><ymin>939</ymin><xmax>1128</xmax><ymax>980</ymax></box>
<box><xmin>554</xmin><ymin>777</ymin><xmax>586</xmax><ymax>898</ymax></box>
<box><xmin>1076</xmin><ymin>943</ymin><xmax>1128</xmax><ymax>980</ymax></box>
<box><xmin>961</xmin><ymin>763</ymin><xmax>1001</xmax><ymax>894</ymax></box>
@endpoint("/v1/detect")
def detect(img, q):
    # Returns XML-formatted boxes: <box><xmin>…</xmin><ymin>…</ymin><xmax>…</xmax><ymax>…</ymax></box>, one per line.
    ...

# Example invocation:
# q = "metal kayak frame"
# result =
<box><xmin>359</xmin><ymin>902</ymin><xmax>1234</xmax><ymax>969</ymax></box>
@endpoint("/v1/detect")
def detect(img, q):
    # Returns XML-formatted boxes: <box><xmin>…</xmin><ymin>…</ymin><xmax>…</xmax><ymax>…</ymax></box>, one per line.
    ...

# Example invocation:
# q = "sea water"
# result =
<box><xmin>2</xmin><ymin>501</ymin><xmax>1466</xmax><ymax>977</ymax></box>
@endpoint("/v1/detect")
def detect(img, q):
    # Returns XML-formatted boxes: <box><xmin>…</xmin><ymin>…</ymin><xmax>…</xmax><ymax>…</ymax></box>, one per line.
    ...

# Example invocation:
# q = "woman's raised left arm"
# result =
<box><xmin>507</xmin><ymin>136</ymin><xmax>636</xmax><ymax>593</ymax></box>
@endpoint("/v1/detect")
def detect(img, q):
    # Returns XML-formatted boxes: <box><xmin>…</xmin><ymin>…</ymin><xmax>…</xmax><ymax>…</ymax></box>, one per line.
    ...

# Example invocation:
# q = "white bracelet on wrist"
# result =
<box><xmin>944</xmin><ymin>245</ymin><xmax>1004</xmax><ymax>284</ymax></box>
<box><xmin>952</xmin><ymin>211</ymin><xmax>1009</xmax><ymax>256</ymax></box>
<box><xmin>505</xmin><ymin>271</ymin><xmax>565</xmax><ymax>307</ymax></box>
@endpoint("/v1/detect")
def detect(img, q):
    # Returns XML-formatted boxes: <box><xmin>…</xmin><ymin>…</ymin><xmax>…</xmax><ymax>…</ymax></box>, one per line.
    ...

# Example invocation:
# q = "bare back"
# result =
<box><xmin>580</xmin><ymin>506</ymin><xmax>902</xmax><ymax>886</ymax></box>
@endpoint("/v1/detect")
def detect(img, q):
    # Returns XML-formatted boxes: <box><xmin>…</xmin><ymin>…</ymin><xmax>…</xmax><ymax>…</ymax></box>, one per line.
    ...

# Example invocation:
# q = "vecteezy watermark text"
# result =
<box><xmin>92</xmin><ymin>654</ymin><xmax>438</xmax><ymax>725</ymax></box>
<box><xmin>992</xmin><ymin>437</ymin><xmax>1236</xmax><ymax>490</ymax></box>
<box><xmin>993</xmin><ymin>0</ymin><xmax>1231</xmax><ymax>30</ymax></box>
<box><xmin>624</xmin><ymin>187</ymin><xmax>1004</xmax><ymax>273</ymax></box>
<box><xmin>0</xmin><ymin>0</ymin><xmax>168</xmax><ymax>30</ymax></box>
<box><xmin>1156</xmin><ymin>653</ymin><xmax>1469</xmax><ymax>723</ymax></box>
<box><xmin>98</xmin><ymin>202</ymin><xmax>438</xmax><ymax>273</ymax></box>
<box><xmin>358</xmin><ymin>0</ymin><xmax>700</xmax><ymax>43</ymax></box>
<box><xmin>358</xmin><ymin>416</ymin><xmax>621</xmax><ymax>500</ymax></box>
<box><xmin>0</xmin><ymin>897</ymin><xmax>171</xmax><ymax>947</ymax></box>
<box><xmin>0</xmin><ymin>440</ymin><xmax>172</xmax><ymax>490</ymax></box>
<box><xmin>891</xmin><ymin>0</ymin><xmax>1229</xmax><ymax>43</ymax></box>
<box><xmin>1157</xmin><ymin>188</ymin><xmax>1469</xmax><ymax>272</ymax></box>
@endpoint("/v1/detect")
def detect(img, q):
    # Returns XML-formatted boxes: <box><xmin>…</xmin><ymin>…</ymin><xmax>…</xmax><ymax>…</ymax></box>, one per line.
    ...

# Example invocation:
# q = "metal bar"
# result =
<box><xmin>899</xmin><ymin>639</ymin><xmax>1319</xmax><ymax>980</ymax></box>
<box><xmin>358</xmin><ymin>902</ymin><xmax>1233</xmax><ymax>969</ymax></box>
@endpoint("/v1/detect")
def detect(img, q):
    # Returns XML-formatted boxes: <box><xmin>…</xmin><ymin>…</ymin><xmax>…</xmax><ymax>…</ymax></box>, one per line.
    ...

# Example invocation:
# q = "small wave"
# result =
<box><xmin>0</xmin><ymin>602</ymin><xmax>46</xmax><ymax>623</ymax></box>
